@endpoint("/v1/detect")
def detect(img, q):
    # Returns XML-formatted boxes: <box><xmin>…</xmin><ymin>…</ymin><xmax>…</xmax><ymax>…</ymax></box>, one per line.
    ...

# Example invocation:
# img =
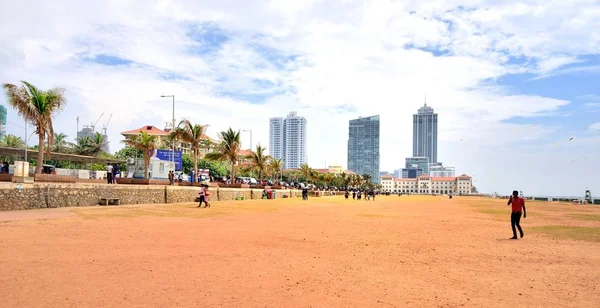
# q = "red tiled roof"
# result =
<box><xmin>121</xmin><ymin>125</ymin><xmax>169</xmax><ymax>136</ymax></box>
<box><xmin>431</xmin><ymin>177</ymin><xmax>457</xmax><ymax>181</ymax></box>
<box><xmin>313</xmin><ymin>168</ymin><xmax>329</xmax><ymax>174</ymax></box>
<box><xmin>458</xmin><ymin>174</ymin><xmax>471</xmax><ymax>178</ymax></box>
<box><xmin>393</xmin><ymin>178</ymin><xmax>417</xmax><ymax>182</ymax></box>
<box><xmin>238</xmin><ymin>149</ymin><xmax>253</xmax><ymax>157</ymax></box>
<box><xmin>381</xmin><ymin>175</ymin><xmax>393</xmax><ymax>179</ymax></box>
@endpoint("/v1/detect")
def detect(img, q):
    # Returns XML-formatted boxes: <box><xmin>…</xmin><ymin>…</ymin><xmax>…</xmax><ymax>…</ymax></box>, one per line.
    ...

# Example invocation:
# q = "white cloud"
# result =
<box><xmin>590</xmin><ymin>122</ymin><xmax>600</xmax><ymax>130</ymax></box>
<box><xmin>1</xmin><ymin>0</ymin><xmax>599</xmax><ymax>196</ymax></box>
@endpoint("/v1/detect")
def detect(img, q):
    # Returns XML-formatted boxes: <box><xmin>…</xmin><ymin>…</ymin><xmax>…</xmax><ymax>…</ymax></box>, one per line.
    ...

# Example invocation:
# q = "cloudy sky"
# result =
<box><xmin>1</xmin><ymin>0</ymin><xmax>599</xmax><ymax>196</ymax></box>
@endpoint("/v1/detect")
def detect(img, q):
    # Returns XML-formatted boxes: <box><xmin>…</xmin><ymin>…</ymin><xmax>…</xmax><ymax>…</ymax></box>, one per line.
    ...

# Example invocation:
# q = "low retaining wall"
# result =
<box><xmin>0</xmin><ymin>183</ymin><xmax>303</xmax><ymax>211</ymax></box>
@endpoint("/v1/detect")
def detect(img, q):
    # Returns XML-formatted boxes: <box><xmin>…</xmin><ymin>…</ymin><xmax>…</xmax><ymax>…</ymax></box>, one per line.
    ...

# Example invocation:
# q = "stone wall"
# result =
<box><xmin>0</xmin><ymin>183</ymin><xmax>303</xmax><ymax>211</ymax></box>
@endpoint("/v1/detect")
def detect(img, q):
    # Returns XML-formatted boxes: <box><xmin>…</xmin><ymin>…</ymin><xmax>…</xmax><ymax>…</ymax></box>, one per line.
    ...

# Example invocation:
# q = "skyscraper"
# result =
<box><xmin>0</xmin><ymin>105</ymin><xmax>6</xmax><ymax>138</ymax></box>
<box><xmin>413</xmin><ymin>102</ymin><xmax>438</xmax><ymax>163</ymax></box>
<box><xmin>269</xmin><ymin>112</ymin><xmax>307</xmax><ymax>169</ymax></box>
<box><xmin>269</xmin><ymin>117</ymin><xmax>284</xmax><ymax>160</ymax></box>
<box><xmin>347</xmin><ymin>115</ymin><xmax>380</xmax><ymax>184</ymax></box>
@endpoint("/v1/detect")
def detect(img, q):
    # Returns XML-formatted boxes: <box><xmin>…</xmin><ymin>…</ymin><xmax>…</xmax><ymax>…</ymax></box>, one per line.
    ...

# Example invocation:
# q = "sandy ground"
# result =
<box><xmin>1</xmin><ymin>196</ymin><xmax>599</xmax><ymax>308</ymax></box>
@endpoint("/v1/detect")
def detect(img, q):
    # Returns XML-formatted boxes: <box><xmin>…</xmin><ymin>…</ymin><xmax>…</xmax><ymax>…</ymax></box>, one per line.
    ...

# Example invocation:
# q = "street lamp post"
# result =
<box><xmin>242</xmin><ymin>129</ymin><xmax>252</xmax><ymax>150</ymax></box>
<box><xmin>160</xmin><ymin>95</ymin><xmax>175</xmax><ymax>169</ymax></box>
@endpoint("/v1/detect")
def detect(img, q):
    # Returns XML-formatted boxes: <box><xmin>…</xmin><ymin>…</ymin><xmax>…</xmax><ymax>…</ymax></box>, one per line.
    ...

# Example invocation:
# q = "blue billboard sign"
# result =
<box><xmin>155</xmin><ymin>150</ymin><xmax>183</xmax><ymax>171</ymax></box>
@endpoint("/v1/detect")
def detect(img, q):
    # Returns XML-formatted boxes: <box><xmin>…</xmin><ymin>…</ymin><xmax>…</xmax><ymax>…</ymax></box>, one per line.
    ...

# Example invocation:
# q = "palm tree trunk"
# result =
<box><xmin>230</xmin><ymin>161</ymin><xmax>235</xmax><ymax>184</ymax></box>
<box><xmin>193</xmin><ymin>148</ymin><xmax>198</xmax><ymax>183</ymax></box>
<box><xmin>36</xmin><ymin>133</ymin><xmax>44</xmax><ymax>174</ymax></box>
<box><xmin>144</xmin><ymin>153</ymin><xmax>150</xmax><ymax>179</ymax></box>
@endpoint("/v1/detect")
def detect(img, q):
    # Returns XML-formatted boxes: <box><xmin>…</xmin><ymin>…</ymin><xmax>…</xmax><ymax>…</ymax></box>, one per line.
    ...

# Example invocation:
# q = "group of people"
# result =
<box><xmin>1</xmin><ymin>162</ymin><xmax>9</xmax><ymax>174</ymax></box>
<box><xmin>345</xmin><ymin>190</ymin><xmax>376</xmax><ymax>201</ymax></box>
<box><xmin>105</xmin><ymin>163</ymin><xmax>120</xmax><ymax>184</ymax></box>
<box><xmin>168</xmin><ymin>171</ymin><xmax>184</xmax><ymax>185</ymax></box>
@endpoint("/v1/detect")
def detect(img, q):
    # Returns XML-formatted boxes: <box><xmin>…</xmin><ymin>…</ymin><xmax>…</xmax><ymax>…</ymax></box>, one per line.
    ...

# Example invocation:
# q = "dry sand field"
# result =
<box><xmin>1</xmin><ymin>195</ymin><xmax>599</xmax><ymax>307</ymax></box>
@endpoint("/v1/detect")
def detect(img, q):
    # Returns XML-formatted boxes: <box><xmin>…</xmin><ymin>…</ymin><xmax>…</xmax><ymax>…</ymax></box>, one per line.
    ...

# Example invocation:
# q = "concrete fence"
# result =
<box><xmin>0</xmin><ymin>183</ymin><xmax>305</xmax><ymax>211</ymax></box>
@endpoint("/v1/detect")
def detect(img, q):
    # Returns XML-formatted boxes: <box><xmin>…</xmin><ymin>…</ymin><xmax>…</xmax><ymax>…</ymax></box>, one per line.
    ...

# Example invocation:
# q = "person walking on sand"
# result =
<box><xmin>352</xmin><ymin>191</ymin><xmax>356</xmax><ymax>200</ymax></box>
<box><xmin>507</xmin><ymin>190</ymin><xmax>527</xmax><ymax>239</ymax></box>
<box><xmin>198</xmin><ymin>184</ymin><xmax>208</xmax><ymax>208</ymax></box>
<box><xmin>203</xmin><ymin>184</ymin><xmax>211</xmax><ymax>208</ymax></box>
<box><xmin>168</xmin><ymin>171</ymin><xmax>174</xmax><ymax>185</ymax></box>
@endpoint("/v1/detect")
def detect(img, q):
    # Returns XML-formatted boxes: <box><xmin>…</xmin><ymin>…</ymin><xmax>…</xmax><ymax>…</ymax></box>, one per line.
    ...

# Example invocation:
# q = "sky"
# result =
<box><xmin>1</xmin><ymin>0</ymin><xmax>599</xmax><ymax>196</ymax></box>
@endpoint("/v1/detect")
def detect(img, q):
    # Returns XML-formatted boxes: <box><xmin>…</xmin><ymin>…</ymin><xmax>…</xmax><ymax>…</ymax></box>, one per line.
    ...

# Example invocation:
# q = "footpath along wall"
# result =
<box><xmin>0</xmin><ymin>183</ymin><xmax>304</xmax><ymax>211</ymax></box>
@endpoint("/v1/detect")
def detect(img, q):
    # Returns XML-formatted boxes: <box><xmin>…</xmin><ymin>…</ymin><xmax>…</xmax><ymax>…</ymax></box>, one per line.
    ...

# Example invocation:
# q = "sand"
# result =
<box><xmin>1</xmin><ymin>195</ymin><xmax>599</xmax><ymax>307</ymax></box>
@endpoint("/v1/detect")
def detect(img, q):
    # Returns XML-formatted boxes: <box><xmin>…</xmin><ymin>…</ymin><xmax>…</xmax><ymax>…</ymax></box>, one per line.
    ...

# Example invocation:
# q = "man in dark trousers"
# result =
<box><xmin>507</xmin><ymin>190</ymin><xmax>527</xmax><ymax>239</ymax></box>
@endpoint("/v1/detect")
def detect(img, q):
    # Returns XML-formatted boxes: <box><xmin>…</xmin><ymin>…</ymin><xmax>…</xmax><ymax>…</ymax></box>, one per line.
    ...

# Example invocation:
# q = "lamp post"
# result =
<box><xmin>160</xmin><ymin>95</ymin><xmax>175</xmax><ymax>169</ymax></box>
<box><xmin>242</xmin><ymin>129</ymin><xmax>252</xmax><ymax>150</ymax></box>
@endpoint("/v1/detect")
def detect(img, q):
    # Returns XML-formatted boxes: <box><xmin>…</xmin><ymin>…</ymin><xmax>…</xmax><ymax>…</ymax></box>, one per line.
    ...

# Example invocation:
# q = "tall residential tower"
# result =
<box><xmin>347</xmin><ymin>115</ymin><xmax>380</xmax><ymax>184</ymax></box>
<box><xmin>412</xmin><ymin>102</ymin><xmax>438</xmax><ymax>163</ymax></box>
<box><xmin>269</xmin><ymin>112</ymin><xmax>307</xmax><ymax>169</ymax></box>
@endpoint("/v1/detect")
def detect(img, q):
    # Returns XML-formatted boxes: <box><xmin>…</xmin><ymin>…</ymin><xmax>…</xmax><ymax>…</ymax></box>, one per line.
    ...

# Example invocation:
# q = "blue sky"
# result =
<box><xmin>0</xmin><ymin>0</ymin><xmax>599</xmax><ymax>196</ymax></box>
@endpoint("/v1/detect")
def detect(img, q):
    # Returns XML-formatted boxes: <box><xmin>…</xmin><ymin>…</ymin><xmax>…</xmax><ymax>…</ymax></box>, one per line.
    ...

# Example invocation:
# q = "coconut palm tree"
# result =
<box><xmin>205</xmin><ymin>128</ymin><xmax>241</xmax><ymax>182</ymax></box>
<box><xmin>246</xmin><ymin>144</ymin><xmax>271</xmax><ymax>184</ymax></box>
<box><xmin>0</xmin><ymin>134</ymin><xmax>25</xmax><ymax>148</ymax></box>
<box><xmin>362</xmin><ymin>173</ymin><xmax>372</xmax><ymax>185</ymax></box>
<box><xmin>121</xmin><ymin>132</ymin><xmax>157</xmax><ymax>179</ymax></box>
<box><xmin>3</xmin><ymin>81</ymin><xmax>66</xmax><ymax>173</ymax></box>
<box><xmin>270</xmin><ymin>158</ymin><xmax>284</xmax><ymax>182</ymax></box>
<box><xmin>89</xmin><ymin>132</ymin><xmax>107</xmax><ymax>156</ymax></box>
<box><xmin>299</xmin><ymin>163</ymin><xmax>312</xmax><ymax>182</ymax></box>
<box><xmin>170</xmin><ymin>120</ymin><xmax>208</xmax><ymax>182</ymax></box>
<box><xmin>52</xmin><ymin>133</ymin><xmax>69</xmax><ymax>153</ymax></box>
<box><xmin>73</xmin><ymin>136</ymin><xmax>93</xmax><ymax>156</ymax></box>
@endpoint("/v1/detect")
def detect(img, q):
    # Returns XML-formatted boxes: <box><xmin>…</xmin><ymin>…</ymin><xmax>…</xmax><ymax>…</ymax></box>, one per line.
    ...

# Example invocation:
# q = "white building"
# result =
<box><xmin>269</xmin><ymin>117</ymin><xmax>284</xmax><ymax>160</ymax></box>
<box><xmin>270</xmin><ymin>112</ymin><xmax>307</xmax><ymax>169</ymax></box>
<box><xmin>429</xmin><ymin>163</ymin><xmax>455</xmax><ymax>178</ymax></box>
<box><xmin>380</xmin><ymin>174</ymin><xmax>472</xmax><ymax>195</ymax></box>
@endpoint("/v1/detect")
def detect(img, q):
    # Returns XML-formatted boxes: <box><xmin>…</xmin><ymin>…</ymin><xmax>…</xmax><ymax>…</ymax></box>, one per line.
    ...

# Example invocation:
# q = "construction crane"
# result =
<box><xmin>102</xmin><ymin>113</ymin><xmax>113</xmax><ymax>136</ymax></box>
<box><xmin>89</xmin><ymin>113</ymin><xmax>104</xmax><ymax>132</ymax></box>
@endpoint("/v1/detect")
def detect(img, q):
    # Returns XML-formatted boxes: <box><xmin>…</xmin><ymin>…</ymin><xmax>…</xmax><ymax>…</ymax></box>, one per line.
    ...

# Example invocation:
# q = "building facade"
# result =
<box><xmin>429</xmin><ymin>163</ymin><xmax>455</xmax><ymax>178</ymax></box>
<box><xmin>347</xmin><ymin>115</ymin><xmax>380</xmax><ymax>184</ymax></box>
<box><xmin>406</xmin><ymin>156</ymin><xmax>430</xmax><ymax>175</ymax></box>
<box><xmin>380</xmin><ymin>174</ymin><xmax>472</xmax><ymax>195</ymax></box>
<box><xmin>282</xmin><ymin>112</ymin><xmax>307</xmax><ymax>169</ymax></box>
<box><xmin>401</xmin><ymin>168</ymin><xmax>424</xmax><ymax>178</ymax></box>
<box><xmin>121</xmin><ymin>125</ymin><xmax>216</xmax><ymax>157</ymax></box>
<box><xmin>413</xmin><ymin>103</ymin><xmax>438</xmax><ymax>163</ymax></box>
<box><xmin>269</xmin><ymin>117</ymin><xmax>284</xmax><ymax>161</ymax></box>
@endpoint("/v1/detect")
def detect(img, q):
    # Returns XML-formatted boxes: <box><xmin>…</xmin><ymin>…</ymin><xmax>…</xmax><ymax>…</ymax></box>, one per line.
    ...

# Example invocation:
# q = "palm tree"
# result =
<box><xmin>205</xmin><ymin>128</ymin><xmax>241</xmax><ymax>182</ymax></box>
<box><xmin>170</xmin><ymin>119</ymin><xmax>208</xmax><ymax>182</ymax></box>
<box><xmin>247</xmin><ymin>144</ymin><xmax>271</xmax><ymax>184</ymax></box>
<box><xmin>362</xmin><ymin>173</ymin><xmax>372</xmax><ymax>185</ymax></box>
<box><xmin>299</xmin><ymin>163</ymin><xmax>312</xmax><ymax>182</ymax></box>
<box><xmin>0</xmin><ymin>134</ymin><xmax>25</xmax><ymax>148</ymax></box>
<box><xmin>52</xmin><ymin>133</ymin><xmax>69</xmax><ymax>153</ymax></box>
<box><xmin>270</xmin><ymin>158</ymin><xmax>284</xmax><ymax>182</ymax></box>
<box><xmin>121</xmin><ymin>132</ymin><xmax>157</xmax><ymax>179</ymax></box>
<box><xmin>3</xmin><ymin>81</ymin><xmax>66</xmax><ymax>173</ymax></box>
<box><xmin>74</xmin><ymin>136</ymin><xmax>93</xmax><ymax>156</ymax></box>
<box><xmin>89</xmin><ymin>132</ymin><xmax>107</xmax><ymax>156</ymax></box>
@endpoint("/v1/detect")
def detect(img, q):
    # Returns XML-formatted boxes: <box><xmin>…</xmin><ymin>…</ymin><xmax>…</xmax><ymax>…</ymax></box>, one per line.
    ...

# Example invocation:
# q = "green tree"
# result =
<box><xmin>170</xmin><ymin>119</ymin><xmax>208</xmax><ymax>183</ymax></box>
<box><xmin>299</xmin><ymin>163</ymin><xmax>312</xmax><ymax>183</ymax></box>
<box><xmin>47</xmin><ymin>132</ymin><xmax>69</xmax><ymax>153</ymax></box>
<box><xmin>73</xmin><ymin>136</ymin><xmax>92</xmax><ymax>156</ymax></box>
<box><xmin>121</xmin><ymin>132</ymin><xmax>157</xmax><ymax>179</ymax></box>
<box><xmin>3</xmin><ymin>81</ymin><xmax>66</xmax><ymax>173</ymax></box>
<box><xmin>269</xmin><ymin>158</ymin><xmax>284</xmax><ymax>182</ymax></box>
<box><xmin>247</xmin><ymin>144</ymin><xmax>271</xmax><ymax>184</ymax></box>
<box><xmin>0</xmin><ymin>134</ymin><xmax>25</xmax><ymax>148</ymax></box>
<box><xmin>205</xmin><ymin>128</ymin><xmax>241</xmax><ymax>181</ymax></box>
